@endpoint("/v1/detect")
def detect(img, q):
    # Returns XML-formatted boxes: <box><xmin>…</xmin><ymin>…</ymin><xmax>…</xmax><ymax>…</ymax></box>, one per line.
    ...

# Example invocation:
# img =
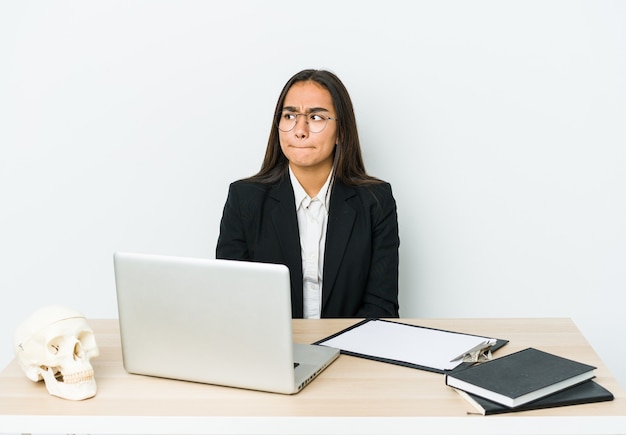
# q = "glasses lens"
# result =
<box><xmin>277</xmin><ymin>112</ymin><xmax>329</xmax><ymax>133</ymax></box>
<box><xmin>307</xmin><ymin>114</ymin><xmax>327</xmax><ymax>133</ymax></box>
<box><xmin>277</xmin><ymin>112</ymin><xmax>296</xmax><ymax>132</ymax></box>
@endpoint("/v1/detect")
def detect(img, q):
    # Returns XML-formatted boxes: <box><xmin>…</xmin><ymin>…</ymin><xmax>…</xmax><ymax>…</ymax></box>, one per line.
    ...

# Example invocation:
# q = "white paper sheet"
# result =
<box><xmin>319</xmin><ymin>319</ymin><xmax>496</xmax><ymax>371</ymax></box>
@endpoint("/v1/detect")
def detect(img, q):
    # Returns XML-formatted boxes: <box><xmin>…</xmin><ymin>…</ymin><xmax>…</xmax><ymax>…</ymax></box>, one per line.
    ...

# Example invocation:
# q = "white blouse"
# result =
<box><xmin>289</xmin><ymin>168</ymin><xmax>332</xmax><ymax>319</ymax></box>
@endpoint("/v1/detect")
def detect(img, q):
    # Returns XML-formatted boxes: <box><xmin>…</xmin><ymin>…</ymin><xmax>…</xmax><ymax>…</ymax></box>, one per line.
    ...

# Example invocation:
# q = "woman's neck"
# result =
<box><xmin>290</xmin><ymin>164</ymin><xmax>332</xmax><ymax>198</ymax></box>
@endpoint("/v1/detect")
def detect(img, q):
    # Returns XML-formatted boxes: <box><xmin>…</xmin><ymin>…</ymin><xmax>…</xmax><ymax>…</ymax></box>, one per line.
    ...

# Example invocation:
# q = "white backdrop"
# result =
<box><xmin>2</xmin><ymin>1</ymin><xmax>625</xmax><ymax>389</ymax></box>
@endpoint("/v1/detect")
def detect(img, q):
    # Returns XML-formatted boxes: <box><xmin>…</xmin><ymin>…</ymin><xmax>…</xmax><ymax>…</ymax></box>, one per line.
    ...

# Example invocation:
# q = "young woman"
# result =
<box><xmin>216</xmin><ymin>69</ymin><xmax>399</xmax><ymax>318</ymax></box>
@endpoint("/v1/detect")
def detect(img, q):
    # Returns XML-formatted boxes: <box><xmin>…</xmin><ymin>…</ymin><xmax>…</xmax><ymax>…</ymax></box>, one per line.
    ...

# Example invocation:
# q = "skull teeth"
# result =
<box><xmin>59</xmin><ymin>369</ymin><xmax>95</xmax><ymax>384</ymax></box>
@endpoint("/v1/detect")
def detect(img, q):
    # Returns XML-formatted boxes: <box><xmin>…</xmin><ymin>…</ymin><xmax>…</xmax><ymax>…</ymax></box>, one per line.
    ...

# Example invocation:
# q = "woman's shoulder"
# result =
<box><xmin>335</xmin><ymin>179</ymin><xmax>396</xmax><ymax>211</ymax></box>
<box><xmin>229</xmin><ymin>178</ymin><xmax>264</xmax><ymax>188</ymax></box>
<box><xmin>348</xmin><ymin>179</ymin><xmax>394</xmax><ymax>198</ymax></box>
<box><xmin>227</xmin><ymin>176</ymin><xmax>288</xmax><ymax>199</ymax></box>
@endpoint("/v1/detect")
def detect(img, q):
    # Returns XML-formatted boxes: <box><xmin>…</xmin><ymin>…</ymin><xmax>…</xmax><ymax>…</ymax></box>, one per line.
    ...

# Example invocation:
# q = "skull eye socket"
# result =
<box><xmin>73</xmin><ymin>341</ymin><xmax>82</xmax><ymax>359</ymax></box>
<box><xmin>47</xmin><ymin>338</ymin><xmax>63</xmax><ymax>355</ymax></box>
<box><xmin>78</xmin><ymin>331</ymin><xmax>96</xmax><ymax>349</ymax></box>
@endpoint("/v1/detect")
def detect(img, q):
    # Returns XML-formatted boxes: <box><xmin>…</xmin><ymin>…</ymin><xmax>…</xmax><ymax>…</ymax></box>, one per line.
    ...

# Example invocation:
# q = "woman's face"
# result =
<box><xmin>278</xmin><ymin>81</ymin><xmax>338</xmax><ymax>175</ymax></box>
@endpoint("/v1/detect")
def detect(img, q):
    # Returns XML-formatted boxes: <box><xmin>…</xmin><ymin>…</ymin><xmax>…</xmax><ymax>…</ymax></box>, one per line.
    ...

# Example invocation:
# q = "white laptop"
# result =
<box><xmin>113</xmin><ymin>252</ymin><xmax>339</xmax><ymax>394</ymax></box>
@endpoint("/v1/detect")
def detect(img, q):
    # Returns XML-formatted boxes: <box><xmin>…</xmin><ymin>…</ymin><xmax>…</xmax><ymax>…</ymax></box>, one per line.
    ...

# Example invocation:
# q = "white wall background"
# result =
<box><xmin>1</xmin><ymin>0</ymin><xmax>625</xmax><ymax>389</ymax></box>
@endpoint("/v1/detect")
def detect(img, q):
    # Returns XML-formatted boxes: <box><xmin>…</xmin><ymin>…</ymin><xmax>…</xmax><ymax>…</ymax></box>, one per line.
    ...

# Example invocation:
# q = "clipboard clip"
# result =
<box><xmin>450</xmin><ymin>339</ymin><xmax>497</xmax><ymax>363</ymax></box>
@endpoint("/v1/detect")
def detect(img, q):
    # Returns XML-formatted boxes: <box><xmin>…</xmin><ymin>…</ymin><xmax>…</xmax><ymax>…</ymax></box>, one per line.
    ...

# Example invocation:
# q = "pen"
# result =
<box><xmin>450</xmin><ymin>339</ymin><xmax>496</xmax><ymax>362</ymax></box>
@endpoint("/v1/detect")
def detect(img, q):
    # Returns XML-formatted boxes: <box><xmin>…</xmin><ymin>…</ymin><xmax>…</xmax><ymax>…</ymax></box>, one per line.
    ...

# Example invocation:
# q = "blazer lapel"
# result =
<box><xmin>269</xmin><ymin>177</ymin><xmax>304</xmax><ymax>315</ymax></box>
<box><xmin>322</xmin><ymin>181</ymin><xmax>357</xmax><ymax>308</ymax></box>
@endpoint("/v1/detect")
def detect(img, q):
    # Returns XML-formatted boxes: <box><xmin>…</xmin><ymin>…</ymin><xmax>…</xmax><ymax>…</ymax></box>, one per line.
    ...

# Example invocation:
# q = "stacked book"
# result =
<box><xmin>445</xmin><ymin>347</ymin><xmax>614</xmax><ymax>415</ymax></box>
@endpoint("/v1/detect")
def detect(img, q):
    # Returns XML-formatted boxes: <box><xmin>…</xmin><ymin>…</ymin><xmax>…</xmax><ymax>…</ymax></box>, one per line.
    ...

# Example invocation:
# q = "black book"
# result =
<box><xmin>445</xmin><ymin>348</ymin><xmax>596</xmax><ymax>408</ymax></box>
<box><xmin>453</xmin><ymin>380</ymin><xmax>613</xmax><ymax>415</ymax></box>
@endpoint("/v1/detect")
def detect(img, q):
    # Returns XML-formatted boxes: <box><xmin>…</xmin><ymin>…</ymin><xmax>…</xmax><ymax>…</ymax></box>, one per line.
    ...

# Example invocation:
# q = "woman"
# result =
<box><xmin>216</xmin><ymin>69</ymin><xmax>399</xmax><ymax>318</ymax></box>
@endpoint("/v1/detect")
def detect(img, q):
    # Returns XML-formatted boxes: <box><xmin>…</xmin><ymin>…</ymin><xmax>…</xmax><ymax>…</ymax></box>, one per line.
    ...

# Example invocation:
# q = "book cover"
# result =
<box><xmin>444</xmin><ymin>347</ymin><xmax>596</xmax><ymax>407</ymax></box>
<box><xmin>454</xmin><ymin>380</ymin><xmax>613</xmax><ymax>415</ymax></box>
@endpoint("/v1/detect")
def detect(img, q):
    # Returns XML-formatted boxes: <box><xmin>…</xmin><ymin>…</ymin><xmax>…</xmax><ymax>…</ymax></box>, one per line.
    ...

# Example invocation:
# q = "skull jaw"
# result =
<box><xmin>40</xmin><ymin>367</ymin><xmax>97</xmax><ymax>400</ymax></box>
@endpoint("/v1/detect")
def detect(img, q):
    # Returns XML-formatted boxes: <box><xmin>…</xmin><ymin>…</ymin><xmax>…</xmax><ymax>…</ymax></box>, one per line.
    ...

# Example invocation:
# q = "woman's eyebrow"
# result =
<box><xmin>282</xmin><ymin>106</ymin><xmax>331</xmax><ymax>114</ymax></box>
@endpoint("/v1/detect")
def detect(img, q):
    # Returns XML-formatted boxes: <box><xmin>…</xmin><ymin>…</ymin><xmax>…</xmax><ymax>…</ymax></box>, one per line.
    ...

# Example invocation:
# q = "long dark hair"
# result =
<box><xmin>247</xmin><ymin>69</ymin><xmax>380</xmax><ymax>186</ymax></box>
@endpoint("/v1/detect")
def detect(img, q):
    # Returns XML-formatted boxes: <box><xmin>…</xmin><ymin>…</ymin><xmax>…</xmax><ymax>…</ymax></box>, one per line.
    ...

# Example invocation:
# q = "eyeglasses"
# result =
<box><xmin>276</xmin><ymin>111</ymin><xmax>338</xmax><ymax>134</ymax></box>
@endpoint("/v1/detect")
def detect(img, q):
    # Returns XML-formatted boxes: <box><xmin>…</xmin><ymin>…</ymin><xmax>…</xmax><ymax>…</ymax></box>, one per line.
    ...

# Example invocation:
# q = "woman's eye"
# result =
<box><xmin>309</xmin><ymin>114</ymin><xmax>323</xmax><ymax>121</ymax></box>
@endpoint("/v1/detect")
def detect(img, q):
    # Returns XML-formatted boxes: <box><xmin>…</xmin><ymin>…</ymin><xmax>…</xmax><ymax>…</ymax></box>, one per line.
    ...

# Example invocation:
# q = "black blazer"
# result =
<box><xmin>216</xmin><ymin>175</ymin><xmax>399</xmax><ymax>318</ymax></box>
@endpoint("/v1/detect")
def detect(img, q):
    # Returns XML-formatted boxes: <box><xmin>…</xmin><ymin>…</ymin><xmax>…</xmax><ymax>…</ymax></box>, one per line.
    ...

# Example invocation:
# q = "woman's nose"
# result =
<box><xmin>293</xmin><ymin>115</ymin><xmax>309</xmax><ymax>137</ymax></box>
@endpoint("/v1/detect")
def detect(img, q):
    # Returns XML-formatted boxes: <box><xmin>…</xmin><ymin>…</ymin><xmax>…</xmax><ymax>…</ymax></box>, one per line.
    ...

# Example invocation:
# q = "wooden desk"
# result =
<box><xmin>1</xmin><ymin>318</ymin><xmax>625</xmax><ymax>434</ymax></box>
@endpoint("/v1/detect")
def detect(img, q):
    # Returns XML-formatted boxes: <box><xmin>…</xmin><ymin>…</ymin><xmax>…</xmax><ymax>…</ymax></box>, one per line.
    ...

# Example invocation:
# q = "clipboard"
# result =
<box><xmin>314</xmin><ymin>319</ymin><xmax>508</xmax><ymax>374</ymax></box>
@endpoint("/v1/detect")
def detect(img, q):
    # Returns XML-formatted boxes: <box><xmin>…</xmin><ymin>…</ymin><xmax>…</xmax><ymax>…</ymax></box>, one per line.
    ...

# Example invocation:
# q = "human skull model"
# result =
<box><xmin>13</xmin><ymin>305</ymin><xmax>99</xmax><ymax>400</ymax></box>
